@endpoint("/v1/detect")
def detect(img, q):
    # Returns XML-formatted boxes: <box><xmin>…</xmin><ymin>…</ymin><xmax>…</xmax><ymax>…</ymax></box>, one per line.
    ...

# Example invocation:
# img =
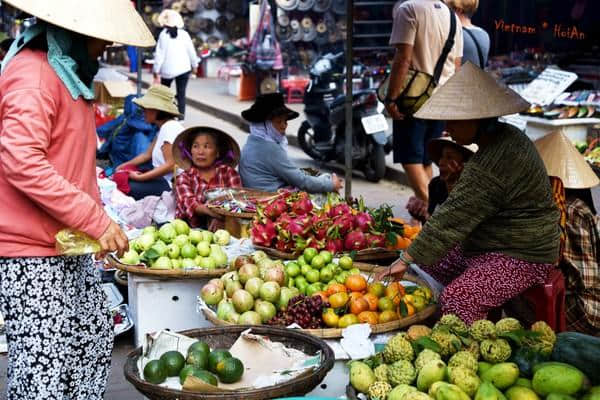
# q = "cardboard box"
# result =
<box><xmin>94</xmin><ymin>80</ymin><xmax>136</xmax><ymax>107</ymax></box>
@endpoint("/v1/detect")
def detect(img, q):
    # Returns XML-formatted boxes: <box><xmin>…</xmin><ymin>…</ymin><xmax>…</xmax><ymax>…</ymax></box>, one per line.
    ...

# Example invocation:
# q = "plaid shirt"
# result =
<box><xmin>562</xmin><ymin>198</ymin><xmax>600</xmax><ymax>335</ymax></box>
<box><xmin>175</xmin><ymin>165</ymin><xmax>241</xmax><ymax>228</ymax></box>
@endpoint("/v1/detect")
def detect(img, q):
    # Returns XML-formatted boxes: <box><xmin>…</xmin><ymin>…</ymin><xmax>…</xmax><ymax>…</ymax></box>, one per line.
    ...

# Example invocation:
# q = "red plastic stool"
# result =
<box><xmin>281</xmin><ymin>78</ymin><xmax>309</xmax><ymax>104</ymax></box>
<box><xmin>521</xmin><ymin>268</ymin><xmax>567</xmax><ymax>332</ymax></box>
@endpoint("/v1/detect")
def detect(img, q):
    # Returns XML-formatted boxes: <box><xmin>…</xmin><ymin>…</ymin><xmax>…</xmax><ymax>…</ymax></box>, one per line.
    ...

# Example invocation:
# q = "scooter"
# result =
<box><xmin>297</xmin><ymin>52</ymin><xmax>392</xmax><ymax>182</ymax></box>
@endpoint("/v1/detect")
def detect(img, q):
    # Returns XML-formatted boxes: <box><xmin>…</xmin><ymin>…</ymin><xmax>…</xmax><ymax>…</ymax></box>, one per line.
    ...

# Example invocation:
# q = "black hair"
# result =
<box><xmin>156</xmin><ymin>110</ymin><xmax>178</xmax><ymax>121</ymax></box>
<box><xmin>167</xmin><ymin>26</ymin><xmax>178</xmax><ymax>39</ymax></box>
<box><xmin>565</xmin><ymin>188</ymin><xmax>597</xmax><ymax>215</ymax></box>
<box><xmin>185</xmin><ymin>129</ymin><xmax>228</xmax><ymax>160</ymax></box>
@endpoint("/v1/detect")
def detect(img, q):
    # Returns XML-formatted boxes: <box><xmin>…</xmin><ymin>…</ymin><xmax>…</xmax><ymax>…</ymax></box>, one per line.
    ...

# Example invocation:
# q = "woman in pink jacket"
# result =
<box><xmin>0</xmin><ymin>1</ymin><xmax>154</xmax><ymax>399</ymax></box>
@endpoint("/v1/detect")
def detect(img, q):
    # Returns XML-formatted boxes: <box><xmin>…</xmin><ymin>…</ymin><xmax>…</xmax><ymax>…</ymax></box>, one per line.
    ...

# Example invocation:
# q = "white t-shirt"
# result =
<box><xmin>153</xmin><ymin>29</ymin><xmax>200</xmax><ymax>79</ymax></box>
<box><xmin>152</xmin><ymin>120</ymin><xmax>184</xmax><ymax>185</ymax></box>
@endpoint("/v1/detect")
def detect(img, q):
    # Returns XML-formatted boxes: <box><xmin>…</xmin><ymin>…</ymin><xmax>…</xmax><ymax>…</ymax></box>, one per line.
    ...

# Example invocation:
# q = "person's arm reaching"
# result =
<box><xmin>129</xmin><ymin>141</ymin><xmax>174</xmax><ymax>181</ymax></box>
<box><xmin>269</xmin><ymin>146</ymin><xmax>338</xmax><ymax>193</ymax></box>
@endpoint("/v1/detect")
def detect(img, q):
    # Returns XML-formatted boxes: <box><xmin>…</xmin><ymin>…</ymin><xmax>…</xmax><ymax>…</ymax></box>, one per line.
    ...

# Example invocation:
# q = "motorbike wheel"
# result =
<box><xmin>298</xmin><ymin>120</ymin><xmax>329</xmax><ymax>161</ymax></box>
<box><xmin>363</xmin><ymin>143</ymin><xmax>386</xmax><ymax>182</ymax></box>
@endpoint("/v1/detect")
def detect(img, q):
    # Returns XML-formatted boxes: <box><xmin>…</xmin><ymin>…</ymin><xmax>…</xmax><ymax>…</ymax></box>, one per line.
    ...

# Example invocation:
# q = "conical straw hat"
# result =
<box><xmin>414</xmin><ymin>62</ymin><xmax>530</xmax><ymax>120</ymax></box>
<box><xmin>158</xmin><ymin>9</ymin><xmax>184</xmax><ymax>28</ymax></box>
<box><xmin>133</xmin><ymin>85</ymin><xmax>181</xmax><ymax>117</ymax></box>
<box><xmin>534</xmin><ymin>131</ymin><xmax>600</xmax><ymax>189</ymax></box>
<box><xmin>4</xmin><ymin>0</ymin><xmax>155</xmax><ymax>47</ymax></box>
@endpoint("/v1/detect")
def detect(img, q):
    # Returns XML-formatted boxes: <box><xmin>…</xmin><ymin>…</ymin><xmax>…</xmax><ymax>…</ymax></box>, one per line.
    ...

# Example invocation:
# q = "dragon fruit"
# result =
<box><xmin>332</xmin><ymin>214</ymin><xmax>355</xmax><ymax>235</ymax></box>
<box><xmin>368</xmin><ymin>233</ymin><xmax>386</xmax><ymax>248</ymax></box>
<box><xmin>328</xmin><ymin>203</ymin><xmax>352</xmax><ymax>218</ymax></box>
<box><xmin>290</xmin><ymin>194</ymin><xmax>313</xmax><ymax>215</ymax></box>
<box><xmin>275</xmin><ymin>236</ymin><xmax>293</xmax><ymax>252</ymax></box>
<box><xmin>264</xmin><ymin>198</ymin><xmax>288</xmax><ymax>220</ymax></box>
<box><xmin>276</xmin><ymin>212</ymin><xmax>294</xmax><ymax>230</ymax></box>
<box><xmin>344</xmin><ymin>230</ymin><xmax>367</xmax><ymax>251</ymax></box>
<box><xmin>354</xmin><ymin>212</ymin><xmax>374</xmax><ymax>232</ymax></box>
<box><xmin>325</xmin><ymin>237</ymin><xmax>344</xmax><ymax>254</ymax></box>
<box><xmin>287</xmin><ymin>216</ymin><xmax>311</xmax><ymax>238</ymax></box>
<box><xmin>251</xmin><ymin>219</ymin><xmax>277</xmax><ymax>247</ymax></box>
<box><xmin>311</xmin><ymin>213</ymin><xmax>333</xmax><ymax>240</ymax></box>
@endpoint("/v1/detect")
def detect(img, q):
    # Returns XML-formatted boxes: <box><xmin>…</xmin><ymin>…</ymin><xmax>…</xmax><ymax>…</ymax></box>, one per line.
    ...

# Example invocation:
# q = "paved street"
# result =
<box><xmin>0</xmin><ymin>105</ymin><xmax>414</xmax><ymax>400</ymax></box>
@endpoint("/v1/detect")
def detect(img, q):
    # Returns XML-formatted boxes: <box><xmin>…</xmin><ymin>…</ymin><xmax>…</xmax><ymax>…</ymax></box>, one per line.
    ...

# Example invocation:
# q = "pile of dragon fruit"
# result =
<box><xmin>251</xmin><ymin>192</ymin><xmax>387</xmax><ymax>254</ymax></box>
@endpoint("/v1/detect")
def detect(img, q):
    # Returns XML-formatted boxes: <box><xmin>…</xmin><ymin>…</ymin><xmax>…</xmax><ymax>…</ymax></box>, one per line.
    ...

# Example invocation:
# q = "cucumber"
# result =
<box><xmin>551</xmin><ymin>332</ymin><xmax>600</xmax><ymax>385</ymax></box>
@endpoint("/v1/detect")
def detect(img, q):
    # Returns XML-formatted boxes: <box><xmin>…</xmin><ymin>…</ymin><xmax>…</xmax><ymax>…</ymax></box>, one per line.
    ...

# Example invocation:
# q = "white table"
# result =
<box><xmin>128</xmin><ymin>273</ymin><xmax>213</xmax><ymax>347</ymax></box>
<box><xmin>520</xmin><ymin>116</ymin><xmax>600</xmax><ymax>142</ymax></box>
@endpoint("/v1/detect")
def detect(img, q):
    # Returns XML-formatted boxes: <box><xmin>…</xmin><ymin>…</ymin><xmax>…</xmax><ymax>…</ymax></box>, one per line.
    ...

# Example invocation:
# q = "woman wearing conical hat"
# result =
<box><xmin>535</xmin><ymin>131</ymin><xmax>600</xmax><ymax>335</ymax></box>
<box><xmin>377</xmin><ymin>62</ymin><xmax>561</xmax><ymax>323</ymax></box>
<box><xmin>0</xmin><ymin>1</ymin><xmax>154</xmax><ymax>399</ymax></box>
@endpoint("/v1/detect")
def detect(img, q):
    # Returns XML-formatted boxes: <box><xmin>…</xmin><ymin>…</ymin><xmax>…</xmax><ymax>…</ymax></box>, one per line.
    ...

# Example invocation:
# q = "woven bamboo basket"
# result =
<box><xmin>202</xmin><ymin>273</ymin><xmax>438</xmax><ymax>339</ymax></box>
<box><xmin>206</xmin><ymin>189</ymin><xmax>276</xmax><ymax>220</ymax></box>
<box><xmin>106</xmin><ymin>255</ymin><xmax>230</xmax><ymax>279</ymax></box>
<box><xmin>253</xmin><ymin>245</ymin><xmax>399</xmax><ymax>262</ymax></box>
<box><xmin>123</xmin><ymin>326</ymin><xmax>335</xmax><ymax>400</ymax></box>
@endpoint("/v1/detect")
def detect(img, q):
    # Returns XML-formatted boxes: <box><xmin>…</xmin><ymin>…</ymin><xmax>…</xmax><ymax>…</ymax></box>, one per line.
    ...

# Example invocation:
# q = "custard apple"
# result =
<box><xmin>448</xmin><ymin>351</ymin><xmax>478</xmax><ymax>374</ymax></box>
<box><xmin>448</xmin><ymin>366</ymin><xmax>481</xmax><ymax>397</ymax></box>
<box><xmin>388</xmin><ymin>360</ymin><xmax>416</xmax><ymax>386</ymax></box>
<box><xmin>480</xmin><ymin>338</ymin><xmax>511</xmax><ymax>363</ymax></box>
<box><xmin>470</xmin><ymin>319</ymin><xmax>497</xmax><ymax>341</ymax></box>
<box><xmin>495</xmin><ymin>317</ymin><xmax>523</xmax><ymax>334</ymax></box>
<box><xmin>368</xmin><ymin>380</ymin><xmax>392</xmax><ymax>400</ymax></box>
<box><xmin>464</xmin><ymin>340</ymin><xmax>480</xmax><ymax>360</ymax></box>
<box><xmin>374</xmin><ymin>364</ymin><xmax>389</xmax><ymax>383</ymax></box>
<box><xmin>415</xmin><ymin>349</ymin><xmax>442</xmax><ymax>372</ymax></box>
<box><xmin>434</xmin><ymin>313</ymin><xmax>469</xmax><ymax>336</ymax></box>
<box><xmin>525</xmin><ymin>321</ymin><xmax>556</xmax><ymax>356</ymax></box>
<box><xmin>383</xmin><ymin>334</ymin><xmax>415</xmax><ymax>363</ymax></box>
<box><xmin>407</xmin><ymin>325</ymin><xmax>432</xmax><ymax>341</ymax></box>
<box><xmin>430</xmin><ymin>328</ymin><xmax>462</xmax><ymax>358</ymax></box>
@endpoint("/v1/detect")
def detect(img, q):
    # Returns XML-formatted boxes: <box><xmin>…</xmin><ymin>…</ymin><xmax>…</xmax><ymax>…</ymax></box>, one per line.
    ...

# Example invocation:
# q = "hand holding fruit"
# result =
<box><xmin>331</xmin><ymin>173</ymin><xmax>344</xmax><ymax>192</ymax></box>
<box><xmin>375</xmin><ymin>257</ymin><xmax>409</xmax><ymax>282</ymax></box>
<box><xmin>98</xmin><ymin>220</ymin><xmax>129</xmax><ymax>257</ymax></box>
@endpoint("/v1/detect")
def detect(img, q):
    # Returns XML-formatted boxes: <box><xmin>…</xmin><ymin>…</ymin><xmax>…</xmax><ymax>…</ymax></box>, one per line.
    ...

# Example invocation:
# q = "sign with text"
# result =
<box><xmin>520</xmin><ymin>68</ymin><xmax>578</xmax><ymax>106</ymax></box>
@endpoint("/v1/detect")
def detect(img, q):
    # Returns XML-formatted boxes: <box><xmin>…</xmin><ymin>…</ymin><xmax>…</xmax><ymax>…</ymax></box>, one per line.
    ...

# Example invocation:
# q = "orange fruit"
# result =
<box><xmin>312</xmin><ymin>291</ymin><xmax>328</xmax><ymax>302</ymax></box>
<box><xmin>345</xmin><ymin>274</ymin><xmax>367</xmax><ymax>292</ymax></box>
<box><xmin>378</xmin><ymin>310</ymin><xmax>398</xmax><ymax>323</ymax></box>
<box><xmin>357</xmin><ymin>311</ymin><xmax>379</xmax><ymax>325</ymax></box>
<box><xmin>394</xmin><ymin>236</ymin><xmax>411</xmax><ymax>250</ymax></box>
<box><xmin>329</xmin><ymin>292</ymin><xmax>349</xmax><ymax>308</ymax></box>
<box><xmin>377</xmin><ymin>297</ymin><xmax>395</xmax><ymax>312</ymax></box>
<box><xmin>349</xmin><ymin>297</ymin><xmax>370</xmax><ymax>315</ymax></box>
<box><xmin>397</xmin><ymin>300</ymin><xmax>415</xmax><ymax>317</ymax></box>
<box><xmin>326</xmin><ymin>283</ymin><xmax>347</xmax><ymax>297</ymax></box>
<box><xmin>363</xmin><ymin>293</ymin><xmax>379</xmax><ymax>311</ymax></box>
<box><xmin>386</xmin><ymin>282</ymin><xmax>406</xmax><ymax>305</ymax></box>
<box><xmin>338</xmin><ymin>314</ymin><xmax>359</xmax><ymax>328</ymax></box>
<box><xmin>367</xmin><ymin>282</ymin><xmax>386</xmax><ymax>298</ymax></box>
<box><xmin>348</xmin><ymin>291</ymin><xmax>363</xmax><ymax>302</ymax></box>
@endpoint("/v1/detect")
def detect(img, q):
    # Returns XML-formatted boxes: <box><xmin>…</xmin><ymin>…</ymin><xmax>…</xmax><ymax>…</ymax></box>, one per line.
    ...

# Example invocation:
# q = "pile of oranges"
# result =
<box><xmin>314</xmin><ymin>274</ymin><xmax>433</xmax><ymax>329</ymax></box>
<box><xmin>386</xmin><ymin>218</ymin><xmax>422</xmax><ymax>251</ymax></box>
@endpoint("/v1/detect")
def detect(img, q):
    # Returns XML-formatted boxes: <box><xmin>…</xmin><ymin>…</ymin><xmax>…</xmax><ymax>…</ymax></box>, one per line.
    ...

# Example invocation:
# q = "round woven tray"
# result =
<box><xmin>202</xmin><ymin>273</ymin><xmax>437</xmax><ymax>339</ymax></box>
<box><xmin>106</xmin><ymin>255</ymin><xmax>231</xmax><ymax>279</ymax></box>
<box><xmin>123</xmin><ymin>325</ymin><xmax>335</xmax><ymax>400</ymax></box>
<box><xmin>206</xmin><ymin>189</ymin><xmax>276</xmax><ymax>220</ymax></box>
<box><xmin>253</xmin><ymin>245</ymin><xmax>399</xmax><ymax>262</ymax></box>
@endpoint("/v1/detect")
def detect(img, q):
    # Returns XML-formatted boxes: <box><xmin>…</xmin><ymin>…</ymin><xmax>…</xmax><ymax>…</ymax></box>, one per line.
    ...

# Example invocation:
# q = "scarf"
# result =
<box><xmin>249</xmin><ymin>121</ymin><xmax>288</xmax><ymax>150</ymax></box>
<box><xmin>1</xmin><ymin>22</ymin><xmax>99</xmax><ymax>100</ymax></box>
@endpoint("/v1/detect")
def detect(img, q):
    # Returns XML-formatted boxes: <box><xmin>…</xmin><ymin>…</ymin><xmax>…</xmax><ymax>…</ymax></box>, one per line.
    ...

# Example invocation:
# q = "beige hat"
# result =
<box><xmin>158</xmin><ymin>9</ymin><xmax>184</xmax><ymax>29</ymax></box>
<box><xmin>428</xmin><ymin>136</ymin><xmax>478</xmax><ymax>165</ymax></box>
<box><xmin>534</xmin><ymin>131</ymin><xmax>599</xmax><ymax>189</ymax></box>
<box><xmin>133</xmin><ymin>85</ymin><xmax>181</xmax><ymax>117</ymax></box>
<box><xmin>414</xmin><ymin>62</ymin><xmax>530</xmax><ymax>120</ymax></box>
<box><xmin>173</xmin><ymin>126</ymin><xmax>241</xmax><ymax>170</ymax></box>
<box><xmin>4</xmin><ymin>0</ymin><xmax>155</xmax><ymax>47</ymax></box>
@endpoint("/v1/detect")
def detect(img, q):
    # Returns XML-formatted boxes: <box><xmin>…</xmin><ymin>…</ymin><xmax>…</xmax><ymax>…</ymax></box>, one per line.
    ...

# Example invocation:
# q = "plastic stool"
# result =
<box><xmin>281</xmin><ymin>78</ymin><xmax>309</xmax><ymax>104</ymax></box>
<box><xmin>521</xmin><ymin>268</ymin><xmax>566</xmax><ymax>332</ymax></box>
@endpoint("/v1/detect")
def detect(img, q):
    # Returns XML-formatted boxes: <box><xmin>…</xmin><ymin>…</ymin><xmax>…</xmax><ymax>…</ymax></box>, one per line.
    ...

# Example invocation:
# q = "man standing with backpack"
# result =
<box><xmin>384</xmin><ymin>0</ymin><xmax>463</xmax><ymax>206</ymax></box>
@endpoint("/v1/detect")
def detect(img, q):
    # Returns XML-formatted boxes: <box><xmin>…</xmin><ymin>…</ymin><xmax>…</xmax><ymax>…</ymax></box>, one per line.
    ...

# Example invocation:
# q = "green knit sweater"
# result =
<box><xmin>409</xmin><ymin>122</ymin><xmax>560</xmax><ymax>266</ymax></box>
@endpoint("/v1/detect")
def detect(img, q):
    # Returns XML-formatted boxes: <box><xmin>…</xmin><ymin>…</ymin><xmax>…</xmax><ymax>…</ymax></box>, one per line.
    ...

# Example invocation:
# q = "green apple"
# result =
<box><xmin>173</xmin><ymin>234</ymin><xmax>189</xmax><ymax>248</ymax></box>
<box><xmin>151</xmin><ymin>256</ymin><xmax>172</xmax><ymax>270</ymax></box>
<box><xmin>295</xmin><ymin>275</ymin><xmax>307</xmax><ymax>287</ymax></box>
<box><xmin>349</xmin><ymin>267</ymin><xmax>361</xmax><ymax>275</ymax></box>
<box><xmin>167</xmin><ymin>243</ymin><xmax>180</xmax><ymax>259</ymax></box>
<box><xmin>286</xmin><ymin>262</ymin><xmax>300</xmax><ymax>277</ymax></box>
<box><xmin>319</xmin><ymin>266</ymin><xmax>334</xmax><ymax>282</ymax></box>
<box><xmin>158</xmin><ymin>223</ymin><xmax>176</xmax><ymax>243</ymax></box>
<box><xmin>305</xmin><ymin>268</ymin><xmax>320</xmax><ymax>283</ymax></box>
<box><xmin>303</xmin><ymin>248</ymin><xmax>317</xmax><ymax>263</ymax></box>
<box><xmin>296</xmin><ymin>281</ymin><xmax>308</xmax><ymax>295</ymax></box>
<box><xmin>306</xmin><ymin>283</ymin><xmax>321</xmax><ymax>297</ymax></box>
<box><xmin>300</xmin><ymin>264</ymin><xmax>311</xmax><ymax>276</ymax></box>
<box><xmin>200</xmin><ymin>230</ymin><xmax>213</xmax><ymax>243</ymax></box>
<box><xmin>120</xmin><ymin>249</ymin><xmax>140</xmax><ymax>265</ymax></box>
<box><xmin>319</xmin><ymin>250</ymin><xmax>333</xmax><ymax>264</ymax></box>
<box><xmin>194</xmin><ymin>256</ymin><xmax>203</xmax><ymax>266</ymax></box>
<box><xmin>196</xmin><ymin>241</ymin><xmax>211</xmax><ymax>257</ymax></box>
<box><xmin>296</xmin><ymin>255</ymin><xmax>307</xmax><ymax>266</ymax></box>
<box><xmin>142</xmin><ymin>226</ymin><xmax>157</xmax><ymax>235</ymax></box>
<box><xmin>171</xmin><ymin>258</ymin><xmax>182</xmax><ymax>269</ymax></box>
<box><xmin>213</xmin><ymin>229</ymin><xmax>230</xmax><ymax>246</ymax></box>
<box><xmin>181</xmin><ymin>258</ymin><xmax>196</xmax><ymax>269</ymax></box>
<box><xmin>200</xmin><ymin>256</ymin><xmax>216</xmax><ymax>269</ymax></box>
<box><xmin>188</xmin><ymin>230</ymin><xmax>203</xmax><ymax>244</ymax></box>
<box><xmin>171</xmin><ymin>219</ymin><xmax>190</xmax><ymax>235</ymax></box>
<box><xmin>151</xmin><ymin>240</ymin><xmax>168</xmax><ymax>257</ymax></box>
<box><xmin>311</xmin><ymin>255</ymin><xmax>325</xmax><ymax>270</ymax></box>
<box><xmin>137</xmin><ymin>233</ymin><xmax>156</xmax><ymax>251</ymax></box>
<box><xmin>181</xmin><ymin>243</ymin><xmax>197</xmax><ymax>259</ymax></box>
<box><xmin>338</xmin><ymin>255</ymin><xmax>353</xmax><ymax>270</ymax></box>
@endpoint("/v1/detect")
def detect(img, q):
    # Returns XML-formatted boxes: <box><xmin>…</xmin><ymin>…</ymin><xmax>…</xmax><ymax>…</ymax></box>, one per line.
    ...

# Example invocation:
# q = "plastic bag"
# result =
<box><xmin>55</xmin><ymin>229</ymin><xmax>101</xmax><ymax>255</ymax></box>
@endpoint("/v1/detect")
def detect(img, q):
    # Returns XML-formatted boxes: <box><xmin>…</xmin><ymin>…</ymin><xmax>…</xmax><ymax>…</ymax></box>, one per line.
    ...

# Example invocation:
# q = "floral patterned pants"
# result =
<box><xmin>420</xmin><ymin>246</ymin><xmax>554</xmax><ymax>324</ymax></box>
<box><xmin>0</xmin><ymin>255</ymin><xmax>113</xmax><ymax>400</ymax></box>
